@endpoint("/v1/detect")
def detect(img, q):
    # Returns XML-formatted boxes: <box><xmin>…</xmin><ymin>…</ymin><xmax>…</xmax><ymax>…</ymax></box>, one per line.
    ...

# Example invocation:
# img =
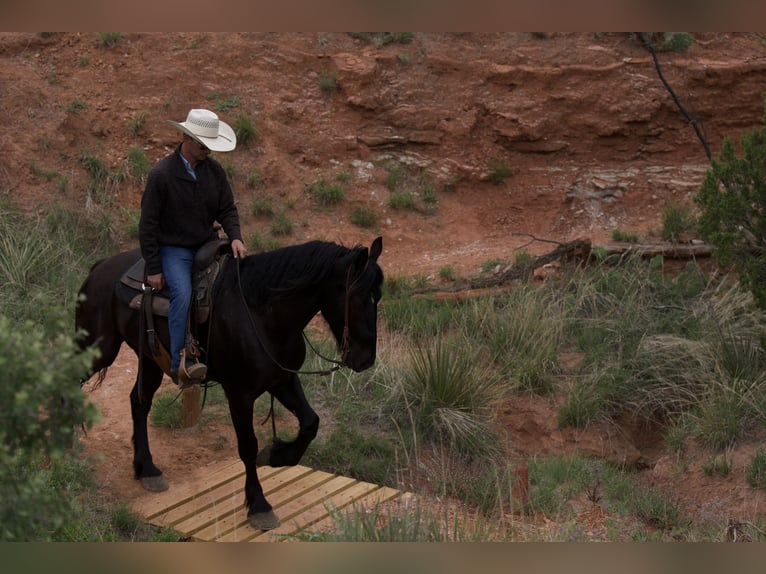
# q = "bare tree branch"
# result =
<box><xmin>638</xmin><ymin>32</ymin><xmax>712</xmax><ymax>162</ymax></box>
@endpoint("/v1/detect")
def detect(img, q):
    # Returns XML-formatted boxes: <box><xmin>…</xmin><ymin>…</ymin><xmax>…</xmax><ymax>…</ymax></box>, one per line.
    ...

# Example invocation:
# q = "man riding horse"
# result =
<box><xmin>139</xmin><ymin>108</ymin><xmax>247</xmax><ymax>388</ymax></box>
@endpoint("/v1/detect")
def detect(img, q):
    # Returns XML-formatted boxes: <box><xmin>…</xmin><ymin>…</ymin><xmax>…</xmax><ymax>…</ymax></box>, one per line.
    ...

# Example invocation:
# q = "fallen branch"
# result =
<box><xmin>411</xmin><ymin>236</ymin><xmax>715</xmax><ymax>297</ymax></box>
<box><xmin>600</xmin><ymin>241</ymin><xmax>712</xmax><ymax>259</ymax></box>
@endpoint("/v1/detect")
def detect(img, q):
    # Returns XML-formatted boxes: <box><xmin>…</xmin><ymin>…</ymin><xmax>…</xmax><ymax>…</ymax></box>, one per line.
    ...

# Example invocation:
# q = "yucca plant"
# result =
<box><xmin>392</xmin><ymin>337</ymin><xmax>503</xmax><ymax>457</ymax></box>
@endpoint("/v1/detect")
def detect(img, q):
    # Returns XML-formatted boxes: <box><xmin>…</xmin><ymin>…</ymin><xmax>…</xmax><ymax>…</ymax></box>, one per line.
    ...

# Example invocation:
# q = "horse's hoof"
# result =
<box><xmin>248</xmin><ymin>510</ymin><xmax>281</xmax><ymax>530</ymax></box>
<box><xmin>256</xmin><ymin>445</ymin><xmax>272</xmax><ymax>467</ymax></box>
<box><xmin>140</xmin><ymin>475</ymin><xmax>169</xmax><ymax>492</ymax></box>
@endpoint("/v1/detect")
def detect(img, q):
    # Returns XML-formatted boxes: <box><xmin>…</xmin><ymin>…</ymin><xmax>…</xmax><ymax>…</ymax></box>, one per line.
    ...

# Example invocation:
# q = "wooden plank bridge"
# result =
<box><xmin>131</xmin><ymin>458</ymin><xmax>408</xmax><ymax>542</ymax></box>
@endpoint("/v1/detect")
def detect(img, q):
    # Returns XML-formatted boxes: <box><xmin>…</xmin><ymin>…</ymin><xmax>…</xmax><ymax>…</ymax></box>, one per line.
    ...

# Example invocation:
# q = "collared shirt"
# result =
<box><xmin>179</xmin><ymin>153</ymin><xmax>197</xmax><ymax>181</ymax></box>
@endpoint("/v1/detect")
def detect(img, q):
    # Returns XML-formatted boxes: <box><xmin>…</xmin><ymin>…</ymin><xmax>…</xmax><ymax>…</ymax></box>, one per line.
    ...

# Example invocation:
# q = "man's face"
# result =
<box><xmin>183</xmin><ymin>136</ymin><xmax>211</xmax><ymax>162</ymax></box>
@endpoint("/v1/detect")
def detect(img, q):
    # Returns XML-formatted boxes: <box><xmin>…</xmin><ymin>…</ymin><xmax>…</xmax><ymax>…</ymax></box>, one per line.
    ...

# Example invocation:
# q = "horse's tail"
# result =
<box><xmin>80</xmin><ymin>365</ymin><xmax>109</xmax><ymax>390</ymax></box>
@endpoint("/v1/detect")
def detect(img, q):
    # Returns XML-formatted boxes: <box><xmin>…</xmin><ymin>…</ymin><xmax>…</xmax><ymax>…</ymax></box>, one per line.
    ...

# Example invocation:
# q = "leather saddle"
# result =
<box><xmin>119</xmin><ymin>238</ymin><xmax>232</xmax><ymax>324</ymax></box>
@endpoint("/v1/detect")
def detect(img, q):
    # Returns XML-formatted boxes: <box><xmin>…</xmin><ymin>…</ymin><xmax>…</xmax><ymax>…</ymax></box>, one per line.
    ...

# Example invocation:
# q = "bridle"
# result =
<box><xmin>234</xmin><ymin>256</ymin><xmax>368</xmax><ymax>377</ymax></box>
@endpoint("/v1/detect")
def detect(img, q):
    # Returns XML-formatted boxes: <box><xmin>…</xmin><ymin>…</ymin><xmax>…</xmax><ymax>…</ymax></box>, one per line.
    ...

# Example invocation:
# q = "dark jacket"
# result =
<box><xmin>139</xmin><ymin>145</ymin><xmax>242</xmax><ymax>275</ymax></box>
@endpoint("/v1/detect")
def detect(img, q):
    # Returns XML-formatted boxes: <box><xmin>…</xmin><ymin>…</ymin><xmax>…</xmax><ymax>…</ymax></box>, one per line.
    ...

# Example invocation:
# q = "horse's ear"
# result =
<box><xmin>369</xmin><ymin>236</ymin><xmax>382</xmax><ymax>262</ymax></box>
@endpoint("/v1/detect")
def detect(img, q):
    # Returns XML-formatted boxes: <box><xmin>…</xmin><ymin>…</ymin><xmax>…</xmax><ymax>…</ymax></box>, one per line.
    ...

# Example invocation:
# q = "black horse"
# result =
<box><xmin>76</xmin><ymin>237</ymin><xmax>383</xmax><ymax>530</ymax></box>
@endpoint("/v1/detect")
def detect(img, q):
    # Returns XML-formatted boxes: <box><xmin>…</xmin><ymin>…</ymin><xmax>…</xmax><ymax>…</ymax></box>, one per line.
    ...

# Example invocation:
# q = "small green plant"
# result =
<box><xmin>307</xmin><ymin>178</ymin><xmax>345</xmax><ymax>207</ymax></box>
<box><xmin>659</xmin><ymin>32</ymin><xmax>695</xmax><ymax>52</ymax></box>
<box><xmin>214</xmin><ymin>94</ymin><xmax>240</xmax><ymax>112</ymax></box>
<box><xmin>124</xmin><ymin>208</ymin><xmax>140</xmax><ymax>240</ymax></box>
<box><xmin>305</xmin><ymin>426</ymin><xmax>396</xmax><ymax>486</ymax></box>
<box><xmin>702</xmin><ymin>453</ymin><xmax>732</xmax><ymax>477</ymax></box>
<box><xmin>336</xmin><ymin>171</ymin><xmax>351</xmax><ymax>184</ymax></box>
<box><xmin>233</xmin><ymin>112</ymin><xmax>256</xmax><ymax>146</ymax></box>
<box><xmin>397</xmin><ymin>53</ymin><xmax>411</xmax><ymax>65</ymax></box>
<box><xmin>67</xmin><ymin>99</ymin><xmax>87</xmax><ymax>114</ymax></box>
<box><xmin>746</xmin><ymin>449</ymin><xmax>766</xmax><ymax>489</ymax></box>
<box><xmin>348</xmin><ymin>33</ymin><xmax>415</xmax><ymax>47</ymax></box>
<box><xmin>246</xmin><ymin>169</ymin><xmax>263</xmax><ymax>189</ymax></box>
<box><xmin>664</xmin><ymin>422</ymin><xmax>689</xmax><ymax>455</ymax></box>
<box><xmin>247</xmin><ymin>230</ymin><xmax>267</xmax><ymax>252</ymax></box>
<box><xmin>612</xmin><ymin>229</ymin><xmax>640</xmax><ymax>242</ymax></box>
<box><xmin>384</xmin><ymin>163</ymin><xmax>404</xmax><ymax>190</ymax></box>
<box><xmin>251</xmin><ymin>197</ymin><xmax>274</xmax><ymax>217</ymax></box>
<box><xmin>480</xmin><ymin>258</ymin><xmax>507</xmax><ymax>274</ymax></box>
<box><xmin>29</xmin><ymin>161</ymin><xmax>67</xmax><ymax>193</ymax></box>
<box><xmin>487</xmin><ymin>158</ymin><xmax>512</xmax><ymax>184</ymax></box>
<box><xmin>127</xmin><ymin>111</ymin><xmax>148</xmax><ymax>137</ymax></box>
<box><xmin>349</xmin><ymin>205</ymin><xmax>378</xmax><ymax>228</ymax></box>
<box><xmin>438</xmin><ymin>266</ymin><xmax>455</xmax><ymax>281</ymax></box>
<box><xmin>661</xmin><ymin>202</ymin><xmax>696</xmax><ymax>243</ymax></box>
<box><xmin>270</xmin><ymin>212</ymin><xmax>293</xmax><ymax>236</ymax></box>
<box><xmin>388</xmin><ymin>191</ymin><xmax>415</xmax><ymax>210</ymax></box>
<box><xmin>126</xmin><ymin>146</ymin><xmax>151</xmax><ymax>182</ymax></box>
<box><xmin>96</xmin><ymin>32</ymin><xmax>121</xmax><ymax>48</ymax></box>
<box><xmin>514</xmin><ymin>250</ymin><xmax>533</xmax><ymax>266</ymax></box>
<box><xmin>318</xmin><ymin>69</ymin><xmax>337</xmax><ymax>94</ymax></box>
<box><xmin>149</xmin><ymin>392</ymin><xmax>183</xmax><ymax>429</ymax></box>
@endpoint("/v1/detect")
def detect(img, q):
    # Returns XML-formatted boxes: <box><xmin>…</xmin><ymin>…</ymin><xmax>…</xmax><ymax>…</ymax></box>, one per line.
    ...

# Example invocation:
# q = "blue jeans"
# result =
<box><xmin>160</xmin><ymin>245</ymin><xmax>197</xmax><ymax>372</ymax></box>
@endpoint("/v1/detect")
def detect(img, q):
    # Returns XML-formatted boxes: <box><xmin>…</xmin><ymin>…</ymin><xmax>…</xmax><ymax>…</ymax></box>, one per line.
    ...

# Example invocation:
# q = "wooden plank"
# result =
<box><xmin>148</xmin><ymin>465</ymin><xmax>287</xmax><ymax>526</ymax></box>
<box><xmin>213</xmin><ymin>469</ymin><xmax>337</xmax><ymax>542</ymax></box>
<box><xmin>184</xmin><ymin>470</ymin><xmax>334</xmax><ymax>539</ymax></box>
<box><xmin>189</xmin><ymin>465</ymin><xmax>316</xmax><ymax>541</ymax></box>
<box><xmin>131</xmin><ymin>458</ymin><xmax>247</xmax><ymax>519</ymax></box>
<box><xmin>132</xmin><ymin>457</ymin><xmax>410</xmax><ymax>542</ymax></box>
<box><xmin>252</xmin><ymin>476</ymin><xmax>367</xmax><ymax>542</ymax></box>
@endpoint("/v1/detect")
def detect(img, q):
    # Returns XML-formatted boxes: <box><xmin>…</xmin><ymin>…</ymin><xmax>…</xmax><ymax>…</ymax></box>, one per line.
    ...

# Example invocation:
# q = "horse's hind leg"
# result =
<box><xmin>259</xmin><ymin>374</ymin><xmax>319</xmax><ymax>467</ymax></box>
<box><xmin>130</xmin><ymin>359</ymin><xmax>168</xmax><ymax>492</ymax></box>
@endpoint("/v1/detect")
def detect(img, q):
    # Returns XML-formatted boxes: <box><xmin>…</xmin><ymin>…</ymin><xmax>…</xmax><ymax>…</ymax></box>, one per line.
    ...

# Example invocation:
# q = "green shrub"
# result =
<box><xmin>348</xmin><ymin>33</ymin><xmax>415</xmax><ymax>47</ymax></box>
<box><xmin>233</xmin><ymin>112</ymin><xmax>256</xmax><ymax>146</ymax></box>
<box><xmin>388</xmin><ymin>191</ymin><xmax>415</xmax><ymax>210</ymax></box>
<box><xmin>305</xmin><ymin>426</ymin><xmax>396</xmax><ymax>486</ymax></box>
<box><xmin>661</xmin><ymin>202</ymin><xmax>696</xmax><ymax>243</ymax></box>
<box><xmin>746</xmin><ymin>450</ymin><xmax>766</xmax><ymax>489</ymax></box>
<box><xmin>487</xmin><ymin>158</ymin><xmax>512</xmax><ymax>184</ymax></box>
<box><xmin>695</xmin><ymin>110</ymin><xmax>766</xmax><ymax>309</ymax></box>
<box><xmin>0</xmin><ymin>317</ymin><xmax>100</xmax><ymax>541</ymax></box>
<box><xmin>96</xmin><ymin>32</ymin><xmax>121</xmax><ymax>48</ymax></box>
<box><xmin>660</xmin><ymin>32</ymin><xmax>695</xmax><ymax>52</ymax></box>
<box><xmin>67</xmin><ymin>99</ymin><xmax>87</xmax><ymax>114</ymax></box>
<box><xmin>612</xmin><ymin>229</ymin><xmax>639</xmax><ymax>242</ymax></box>
<box><xmin>270</xmin><ymin>212</ymin><xmax>293</xmax><ymax>235</ymax></box>
<box><xmin>391</xmin><ymin>337</ymin><xmax>503</xmax><ymax>456</ymax></box>
<box><xmin>307</xmin><ymin>178</ymin><xmax>345</xmax><ymax>207</ymax></box>
<box><xmin>350</xmin><ymin>205</ymin><xmax>378</xmax><ymax>228</ymax></box>
<box><xmin>318</xmin><ymin>69</ymin><xmax>337</xmax><ymax>93</ymax></box>
<box><xmin>246</xmin><ymin>169</ymin><xmax>263</xmax><ymax>189</ymax></box>
<box><xmin>149</xmin><ymin>391</ymin><xmax>184</xmax><ymax>429</ymax></box>
<box><xmin>251</xmin><ymin>197</ymin><xmax>274</xmax><ymax>217</ymax></box>
<box><xmin>127</xmin><ymin>111</ymin><xmax>147</xmax><ymax>137</ymax></box>
<box><xmin>126</xmin><ymin>146</ymin><xmax>151</xmax><ymax>182</ymax></box>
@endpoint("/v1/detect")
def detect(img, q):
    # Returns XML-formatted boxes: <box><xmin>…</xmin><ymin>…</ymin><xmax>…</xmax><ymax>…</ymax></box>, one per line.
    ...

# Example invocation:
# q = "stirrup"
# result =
<box><xmin>178</xmin><ymin>349</ymin><xmax>207</xmax><ymax>387</ymax></box>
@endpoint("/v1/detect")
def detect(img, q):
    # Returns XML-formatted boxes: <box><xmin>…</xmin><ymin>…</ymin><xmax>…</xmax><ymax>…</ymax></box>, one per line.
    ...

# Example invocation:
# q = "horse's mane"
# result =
<box><xmin>234</xmin><ymin>240</ymin><xmax>365</xmax><ymax>305</ymax></box>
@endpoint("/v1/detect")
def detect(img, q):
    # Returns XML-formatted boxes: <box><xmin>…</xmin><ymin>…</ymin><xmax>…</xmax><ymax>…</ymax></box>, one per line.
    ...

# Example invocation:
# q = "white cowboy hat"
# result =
<box><xmin>167</xmin><ymin>108</ymin><xmax>237</xmax><ymax>152</ymax></box>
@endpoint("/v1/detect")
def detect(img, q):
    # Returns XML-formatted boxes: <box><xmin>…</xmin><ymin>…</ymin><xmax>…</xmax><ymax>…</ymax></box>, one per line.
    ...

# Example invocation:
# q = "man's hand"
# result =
<box><xmin>231</xmin><ymin>238</ymin><xmax>247</xmax><ymax>259</ymax></box>
<box><xmin>146</xmin><ymin>273</ymin><xmax>164</xmax><ymax>291</ymax></box>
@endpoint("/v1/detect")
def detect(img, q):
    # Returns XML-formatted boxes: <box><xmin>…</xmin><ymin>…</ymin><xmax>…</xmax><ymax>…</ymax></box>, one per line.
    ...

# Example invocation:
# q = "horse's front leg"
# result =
<box><xmin>227</xmin><ymin>391</ymin><xmax>281</xmax><ymax>530</ymax></box>
<box><xmin>130</xmin><ymin>360</ymin><xmax>167</xmax><ymax>492</ymax></box>
<box><xmin>258</xmin><ymin>373</ymin><xmax>319</xmax><ymax>467</ymax></box>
